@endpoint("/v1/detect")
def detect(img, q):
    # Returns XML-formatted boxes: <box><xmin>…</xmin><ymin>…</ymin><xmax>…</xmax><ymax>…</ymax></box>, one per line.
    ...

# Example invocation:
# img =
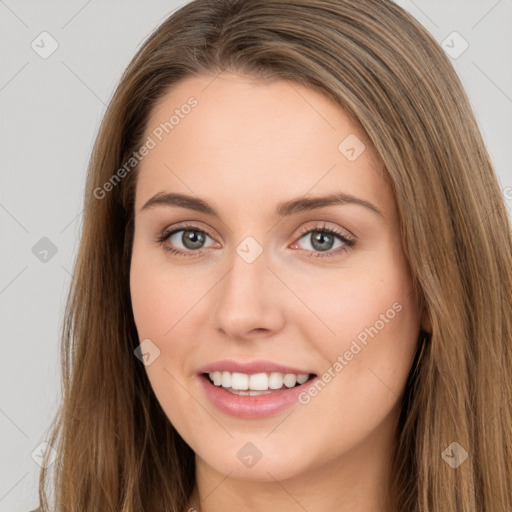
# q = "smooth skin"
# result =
<box><xmin>130</xmin><ymin>72</ymin><xmax>424</xmax><ymax>512</ymax></box>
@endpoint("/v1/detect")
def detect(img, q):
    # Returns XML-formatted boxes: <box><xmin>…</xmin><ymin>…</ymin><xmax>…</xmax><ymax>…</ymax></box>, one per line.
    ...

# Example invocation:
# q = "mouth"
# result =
<box><xmin>198</xmin><ymin>368</ymin><xmax>318</xmax><ymax>419</ymax></box>
<box><xmin>202</xmin><ymin>371</ymin><xmax>316</xmax><ymax>395</ymax></box>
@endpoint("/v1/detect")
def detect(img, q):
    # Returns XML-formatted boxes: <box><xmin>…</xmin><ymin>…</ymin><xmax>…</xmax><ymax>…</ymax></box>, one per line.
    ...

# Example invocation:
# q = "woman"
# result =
<box><xmin>34</xmin><ymin>0</ymin><xmax>512</xmax><ymax>511</ymax></box>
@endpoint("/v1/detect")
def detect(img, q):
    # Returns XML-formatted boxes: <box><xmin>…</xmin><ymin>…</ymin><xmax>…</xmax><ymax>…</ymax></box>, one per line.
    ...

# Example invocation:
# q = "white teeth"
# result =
<box><xmin>221</xmin><ymin>371</ymin><xmax>231</xmax><ymax>388</ymax></box>
<box><xmin>283</xmin><ymin>374</ymin><xmax>297</xmax><ymax>388</ymax></box>
<box><xmin>268</xmin><ymin>372</ymin><xmax>284</xmax><ymax>389</ymax></box>
<box><xmin>296</xmin><ymin>374</ymin><xmax>308</xmax><ymax>384</ymax></box>
<box><xmin>249</xmin><ymin>373</ymin><xmax>268</xmax><ymax>390</ymax></box>
<box><xmin>211</xmin><ymin>371</ymin><xmax>222</xmax><ymax>386</ymax></box>
<box><xmin>207</xmin><ymin>371</ymin><xmax>310</xmax><ymax>391</ymax></box>
<box><xmin>231</xmin><ymin>372</ymin><xmax>249</xmax><ymax>390</ymax></box>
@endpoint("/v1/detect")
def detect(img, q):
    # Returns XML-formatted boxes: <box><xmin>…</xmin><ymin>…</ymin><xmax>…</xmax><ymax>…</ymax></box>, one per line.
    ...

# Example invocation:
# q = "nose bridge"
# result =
<box><xmin>221</xmin><ymin>238</ymin><xmax>270</xmax><ymax>309</ymax></box>
<box><xmin>213</xmin><ymin>235</ymin><xmax>284</xmax><ymax>337</ymax></box>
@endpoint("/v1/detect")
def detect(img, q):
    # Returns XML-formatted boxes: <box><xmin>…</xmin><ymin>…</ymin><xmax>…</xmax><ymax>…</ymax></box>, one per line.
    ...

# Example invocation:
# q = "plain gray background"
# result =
<box><xmin>1</xmin><ymin>1</ymin><xmax>511</xmax><ymax>510</ymax></box>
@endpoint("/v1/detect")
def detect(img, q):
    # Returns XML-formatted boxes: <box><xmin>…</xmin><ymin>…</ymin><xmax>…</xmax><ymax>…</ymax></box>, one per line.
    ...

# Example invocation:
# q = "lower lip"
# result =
<box><xmin>199</xmin><ymin>374</ymin><xmax>315</xmax><ymax>419</ymax></box>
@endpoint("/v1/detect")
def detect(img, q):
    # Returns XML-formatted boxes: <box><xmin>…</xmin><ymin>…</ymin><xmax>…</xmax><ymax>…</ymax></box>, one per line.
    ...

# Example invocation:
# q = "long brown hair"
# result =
<box><xmin>35</xmin><ymin>1</ymin><xmax>512</xmax><ymax>510</ymax></box>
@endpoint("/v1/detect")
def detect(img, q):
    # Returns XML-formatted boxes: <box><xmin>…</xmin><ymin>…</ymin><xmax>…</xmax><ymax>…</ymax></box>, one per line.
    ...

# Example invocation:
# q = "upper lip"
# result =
<box><xmin>197</xmin><ymin>359</ymin><xmax>315</xmax><ymax>375</ymax></box>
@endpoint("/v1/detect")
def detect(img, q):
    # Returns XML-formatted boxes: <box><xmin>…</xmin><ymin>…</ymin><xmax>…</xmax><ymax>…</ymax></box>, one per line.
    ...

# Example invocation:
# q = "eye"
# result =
<box><xmin>156</xmin><ymin>222</ymin><xmax>355</xmax><ymax>259</ymax></box>
<box><xmin>291</xmin><ymin>223</ymin><xmax>355</xmax><ymax>258</ymax></box>
<box><xmin>156</xmin><ymin>224</ymin><xmax>217</xmax><ymax>257</ymax></box>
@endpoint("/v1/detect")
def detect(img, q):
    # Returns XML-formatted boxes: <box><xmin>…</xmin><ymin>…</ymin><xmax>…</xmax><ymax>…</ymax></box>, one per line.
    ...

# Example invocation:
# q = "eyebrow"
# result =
<box><xmin>140</xmin><ymin>191</ymin><xmax>384</xmax><ymax>218</ymax></box>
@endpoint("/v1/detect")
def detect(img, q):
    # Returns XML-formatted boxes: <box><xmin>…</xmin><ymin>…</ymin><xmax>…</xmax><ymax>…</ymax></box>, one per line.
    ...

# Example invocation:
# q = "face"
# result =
<box><xmin>129</xmin><ymin>72</ymin><xmax>421</xmax><ymax>483</ymax></box>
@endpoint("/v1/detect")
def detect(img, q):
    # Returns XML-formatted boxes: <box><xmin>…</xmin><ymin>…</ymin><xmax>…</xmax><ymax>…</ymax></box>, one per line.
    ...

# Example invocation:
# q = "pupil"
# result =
<box><xmin>312</xmin><ymin>231</ymin><xmax>333</xmax><ymax>251</ymax></box>
<box><xmin>183</xmin><ymin>230</ymin><xmax>205</xmax><ymax>249</ymax></box>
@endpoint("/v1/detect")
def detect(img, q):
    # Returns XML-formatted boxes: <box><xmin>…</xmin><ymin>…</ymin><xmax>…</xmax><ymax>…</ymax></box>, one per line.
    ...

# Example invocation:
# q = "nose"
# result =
<box><xmin>213</xmin><ymin>244</ymin><xmax>286</xmax><ymax>341</ymax></box>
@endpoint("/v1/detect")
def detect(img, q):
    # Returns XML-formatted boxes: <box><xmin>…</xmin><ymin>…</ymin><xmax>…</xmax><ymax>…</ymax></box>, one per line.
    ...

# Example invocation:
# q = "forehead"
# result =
<box><xmin>135</xmin><ymin>73</ymin><xmax>390</xmax><ymax>217</ymax></box>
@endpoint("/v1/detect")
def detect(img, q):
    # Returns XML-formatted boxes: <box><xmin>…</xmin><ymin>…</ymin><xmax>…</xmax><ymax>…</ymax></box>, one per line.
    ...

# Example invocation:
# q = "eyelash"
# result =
<box><xmin>156</xmin><ymin>223</ymin><xmax>356</xmax><ymax>259</ymax></box>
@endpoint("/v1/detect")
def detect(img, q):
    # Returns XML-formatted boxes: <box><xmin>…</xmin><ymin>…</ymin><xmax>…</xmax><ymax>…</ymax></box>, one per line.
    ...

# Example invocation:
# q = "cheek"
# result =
<box><xmin>129</xmin><ymin>247</ymin><xmax>202</xmax><ymax>429</ymax></box>
<box><xmin>129</xmin><ymin>242</ymin><xmax>202</xmax><ymax>339</ymax></box>
<box><xmin>129</xmin><ymin>244</ymin><xmax>192</xmax><ymax>399</ymax></box>
<box><xmin>287</xmin><ymin>260</ymin><xmax>419</xmax><ymax>456</ymax></box>
<box><xmin>295</xmin><ymin>261</ymin><xmax>418</xmax><ymax>350</ymax></box>
<box><xmin>297</xmin><ymin>243</ymin><xmax>420</xmax><ymax>393</ymax></box>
